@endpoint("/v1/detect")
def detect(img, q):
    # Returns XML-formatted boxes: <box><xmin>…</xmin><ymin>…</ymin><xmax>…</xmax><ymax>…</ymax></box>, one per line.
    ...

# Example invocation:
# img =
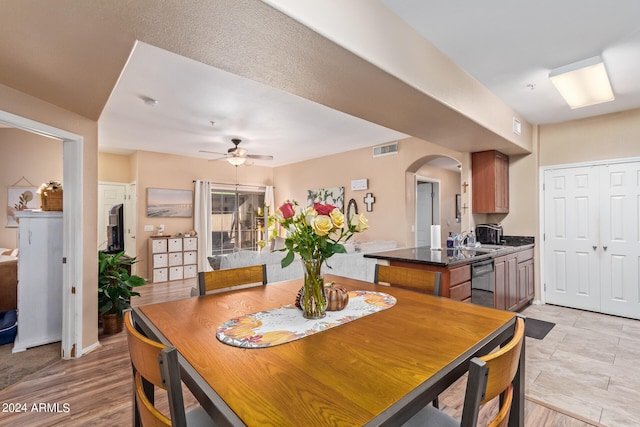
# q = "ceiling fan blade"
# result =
<box><xmin>246</xmin><ymin>154</ymin><xmax>273</xmax><ymax>160</ymax></box>
<box><xmin>199</xmin><ymin>149</ymin><xmax>227</xmax><ymax>156</ymax></box>
<box><xmin>207</xmin><ymin>156</ymin><xmax>229</xmax><ymax>162</ymax></box>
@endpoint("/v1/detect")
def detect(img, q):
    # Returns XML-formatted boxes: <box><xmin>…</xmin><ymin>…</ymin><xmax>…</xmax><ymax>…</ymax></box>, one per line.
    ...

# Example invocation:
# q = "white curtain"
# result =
<box><xmin>264</xmin><ymin>185</ymin><xmax>275</xmax><ymax>248</ymax></box>
<box><xmin>194</xmin><ymin>180</ymin><xmax>212</xmax><ymax>272</ymax></box>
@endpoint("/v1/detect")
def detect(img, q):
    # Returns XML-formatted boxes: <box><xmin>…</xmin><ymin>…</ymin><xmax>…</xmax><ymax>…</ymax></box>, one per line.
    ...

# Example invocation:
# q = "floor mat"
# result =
<box><xmin>524</xmin><ymin>318</ymin><xmax>555</xmax><ymax>340</ymax></box>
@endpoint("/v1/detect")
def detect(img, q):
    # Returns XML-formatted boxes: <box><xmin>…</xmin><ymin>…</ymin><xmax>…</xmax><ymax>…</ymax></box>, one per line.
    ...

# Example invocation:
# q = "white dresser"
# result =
<box><xmin>13</xmin><ymin>210</ymin><xmax>63</xmax><ymax>353</ymax></box>
<box><xmin>148</xmin><ymin>236</ymin><xmax>198</xmax><ymax>283</ymax></box>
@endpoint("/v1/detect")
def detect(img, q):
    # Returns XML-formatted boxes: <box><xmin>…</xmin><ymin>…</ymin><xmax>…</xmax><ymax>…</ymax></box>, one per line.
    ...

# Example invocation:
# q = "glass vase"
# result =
<box><xmin>301</xmin><ymin>258</ymin><xmax>327</xmax><ymax>319</ymax></box>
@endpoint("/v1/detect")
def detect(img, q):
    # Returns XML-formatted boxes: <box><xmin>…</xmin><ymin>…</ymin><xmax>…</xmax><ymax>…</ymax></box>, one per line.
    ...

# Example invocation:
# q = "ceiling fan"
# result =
<box><xmin>200</xmin><ymin>138</ymin><xmax>273</xmax><ymax>165</ymax></box>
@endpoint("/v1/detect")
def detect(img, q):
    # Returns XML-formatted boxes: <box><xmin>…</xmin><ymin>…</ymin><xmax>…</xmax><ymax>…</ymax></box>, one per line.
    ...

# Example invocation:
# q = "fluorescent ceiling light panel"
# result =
<box><xmin>549</xmin><ymin>56</ymin><xmax>614</xmax><ymax>109</ymax></box>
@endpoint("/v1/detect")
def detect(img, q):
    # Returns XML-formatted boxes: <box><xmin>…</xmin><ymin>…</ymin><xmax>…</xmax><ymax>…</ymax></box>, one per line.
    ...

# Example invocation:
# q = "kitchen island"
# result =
<box><xmin>365</xmin><ymin>237</ymin><xmax>534</xmax><ymax>310</ymax></box>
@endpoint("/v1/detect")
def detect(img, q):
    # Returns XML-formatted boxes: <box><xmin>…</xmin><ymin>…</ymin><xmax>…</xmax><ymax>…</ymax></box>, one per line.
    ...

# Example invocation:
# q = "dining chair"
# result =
<box><xmin>197</xmin><ymin>264</ymin><xmax>267</xmax><ymax>296</ymax></box>
<box><xmin>374</xmin><ymin>264</ymin><xmax>442</xmax><ymax>296</ymax></box>
<box><xmin>402</xmin><ymin>316</ymin><xmax>525</xmax><ymax>427</ymax></box>
<box><xmin>124</xmin><ymin>311</ymin><xmax>216</xmax><ymax>427</ymax></box>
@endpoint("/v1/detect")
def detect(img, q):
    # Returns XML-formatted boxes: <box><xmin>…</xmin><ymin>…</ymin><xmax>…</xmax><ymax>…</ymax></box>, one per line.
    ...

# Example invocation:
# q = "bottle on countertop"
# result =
<box><xmin>446</xmin><ymin>232</ymin><xmax>454</xmax><ymax>248</ymax></box>
<box><xmin>453</xmin><ymin>233</ymin><xmax>461</xmax><ymax>249</ymax></box>
<box><xmin>467</xmin><ymin>231</ymin><xmax>476</xmax><ymax>246</ymax></box>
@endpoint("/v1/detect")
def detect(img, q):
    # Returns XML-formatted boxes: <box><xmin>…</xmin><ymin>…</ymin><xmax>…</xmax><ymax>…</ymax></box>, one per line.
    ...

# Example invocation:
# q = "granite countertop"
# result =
<box><xmin>364</xmin><ymin>236</ymin><xmax>534</xmax><ymax>267</ymax></box>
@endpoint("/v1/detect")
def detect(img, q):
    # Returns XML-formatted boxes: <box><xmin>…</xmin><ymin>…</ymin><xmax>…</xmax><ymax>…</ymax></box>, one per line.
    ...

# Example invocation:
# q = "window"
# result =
<box><xmin>211</xmin><ymin>190</ymin><xmax>265</xmax><ymax>255</ymax></box>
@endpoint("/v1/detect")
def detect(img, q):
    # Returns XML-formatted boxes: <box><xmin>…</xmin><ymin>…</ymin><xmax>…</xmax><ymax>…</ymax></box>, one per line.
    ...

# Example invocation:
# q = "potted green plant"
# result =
<box><xmin>98</xmin><ymin>251</ymin><xmax>146</xmax><ymax>334</ymax></box>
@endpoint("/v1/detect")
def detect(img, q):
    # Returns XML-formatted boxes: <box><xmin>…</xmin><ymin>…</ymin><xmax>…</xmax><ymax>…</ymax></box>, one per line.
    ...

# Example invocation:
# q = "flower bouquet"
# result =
<box><xmin>273</xmin><ymin>200</ymin><xmax>368</xmax><ymax>319</ymax></box>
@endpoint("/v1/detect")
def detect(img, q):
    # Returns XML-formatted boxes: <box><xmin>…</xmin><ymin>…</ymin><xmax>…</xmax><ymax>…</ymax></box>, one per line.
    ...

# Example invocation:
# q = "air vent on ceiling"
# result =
<box><xmin>373</xmin><ymin>142</ymin><xmax>398</xmax><ymax>157</ymax></box>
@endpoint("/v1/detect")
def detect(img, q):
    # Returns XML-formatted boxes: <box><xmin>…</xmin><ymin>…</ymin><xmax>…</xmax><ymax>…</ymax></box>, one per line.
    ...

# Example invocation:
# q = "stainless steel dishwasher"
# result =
<box><xmin>471</xmin><ymin>259</ymin><xmax>495</xmax><ymax>307</ymax></box>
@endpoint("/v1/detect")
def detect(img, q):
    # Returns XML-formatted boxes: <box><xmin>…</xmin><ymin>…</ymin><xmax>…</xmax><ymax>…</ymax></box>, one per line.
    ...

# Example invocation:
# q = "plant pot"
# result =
<box><xmin>102</xmin><ymin>313</ymin><xmax>124</xmax><ymax>335</ymax></box>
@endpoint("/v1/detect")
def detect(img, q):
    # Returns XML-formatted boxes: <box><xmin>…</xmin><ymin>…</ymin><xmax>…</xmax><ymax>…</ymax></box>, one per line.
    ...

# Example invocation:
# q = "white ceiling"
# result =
<box><xmin>382</xmin><ymin>0</ymin><xmax>640</xmax><ymax>125</ymax></box>
<box><xmin>99</xmin><ymin>42</ymin><xmax>408</xmax><ymax>167</ymax></box>
<box><xmin>99</xmin><ymin>1</ymin><xmax>640</xmax><ymax>167</ymax></box>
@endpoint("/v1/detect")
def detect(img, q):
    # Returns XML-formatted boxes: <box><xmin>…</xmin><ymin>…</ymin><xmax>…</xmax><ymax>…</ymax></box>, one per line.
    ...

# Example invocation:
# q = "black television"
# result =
<box><xmin>106</xmin><ymin>203</ymin><xmax>124</xmax><ymax>254</ymax></box>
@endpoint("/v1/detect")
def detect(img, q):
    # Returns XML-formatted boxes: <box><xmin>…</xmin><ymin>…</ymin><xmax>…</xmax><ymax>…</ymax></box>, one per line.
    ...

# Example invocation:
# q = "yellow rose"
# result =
<box><xmin>303</xmin><ymin>207</ymin><xmax>317</xmax><ymax>226</ymax></box>
<box><xmin>329</xmin><ymin>208</ymin><xmax>344</xmax><ymax>228</ymax></box>
<box><xmin>312</xmin><ymin>215</ymin><xmax>333</xmax><ymax>236</ymax></box>
<box><xmin>351</xmin><ymin>213</ymin><xmax>369</xmax><ymax>232</ymax></box>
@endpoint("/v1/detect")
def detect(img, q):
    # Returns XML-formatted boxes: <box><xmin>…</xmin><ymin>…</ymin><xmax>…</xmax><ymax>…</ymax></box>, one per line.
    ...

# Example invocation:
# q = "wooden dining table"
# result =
<box><xmin>132</xmin><ymin>274</ymin><xmax>523</xmax><ymax>427</ymax></box>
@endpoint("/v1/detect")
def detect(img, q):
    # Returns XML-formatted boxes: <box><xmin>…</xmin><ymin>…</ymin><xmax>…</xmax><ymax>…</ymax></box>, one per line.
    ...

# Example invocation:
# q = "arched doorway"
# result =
<box><xmin>410</xmin><ymin>155</ymin><xmax>462</xmax><ymax>248</ymax></box>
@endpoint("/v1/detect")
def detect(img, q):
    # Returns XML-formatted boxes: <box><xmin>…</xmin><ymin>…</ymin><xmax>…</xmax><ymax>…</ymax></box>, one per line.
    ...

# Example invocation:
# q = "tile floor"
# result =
<box><xmin>521</xmin><ymin>303</ymin><xmax>640</xmax><ymax>427</ymax></box>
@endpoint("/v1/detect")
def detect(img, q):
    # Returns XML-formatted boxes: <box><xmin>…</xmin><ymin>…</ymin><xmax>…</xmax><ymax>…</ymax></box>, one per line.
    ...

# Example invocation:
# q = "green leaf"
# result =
<box><xmin>281</xmin><ymin>251</ymin><xmax>295</xmax><ymax>268</ymax></box>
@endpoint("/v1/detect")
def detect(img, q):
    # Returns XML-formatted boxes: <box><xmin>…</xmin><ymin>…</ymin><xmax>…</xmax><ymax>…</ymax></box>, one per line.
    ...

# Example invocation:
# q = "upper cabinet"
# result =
<box><xmin>472</xmin><ymin>150</ymin><xmax>509</xmax><ymax>213</ymax></box>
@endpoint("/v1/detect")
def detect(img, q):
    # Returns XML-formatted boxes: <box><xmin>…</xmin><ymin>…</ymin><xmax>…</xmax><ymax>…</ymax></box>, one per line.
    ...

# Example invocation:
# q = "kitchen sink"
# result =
<box><xmin>460</xmin><ymin>245</ymin><xmax>507</xmax><ymax>253</ymax></box>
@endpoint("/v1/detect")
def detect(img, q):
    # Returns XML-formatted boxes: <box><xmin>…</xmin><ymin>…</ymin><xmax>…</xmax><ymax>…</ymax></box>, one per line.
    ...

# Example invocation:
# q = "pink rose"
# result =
<box><xmin>279</xmin><ymin>202</ymin><xmax>295</xmax><ymax>219</ymax></box>
<box><xmin>313</xmin><ymin>202</ymin><xmax>336</xmax><ymax>216</ymax></box>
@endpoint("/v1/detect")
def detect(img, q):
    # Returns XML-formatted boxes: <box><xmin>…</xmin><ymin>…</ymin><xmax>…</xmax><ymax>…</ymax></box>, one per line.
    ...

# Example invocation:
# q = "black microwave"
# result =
<box><xmin>475</xmin><ymin>224</ymin><xmax>503</xmax><ymax>245</ymax></box>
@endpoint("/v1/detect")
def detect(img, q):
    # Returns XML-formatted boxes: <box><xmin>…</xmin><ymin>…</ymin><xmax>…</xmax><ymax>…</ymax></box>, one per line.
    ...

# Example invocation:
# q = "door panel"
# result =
<box><xmin>544</xmin><ymin>167</ymin><xmax>600</xmax><ymax>311</ymax></box>
<box><xmin>600</xmin><ymin>163</ymin><xmax>640</xmax><ymax>319</ymax></box>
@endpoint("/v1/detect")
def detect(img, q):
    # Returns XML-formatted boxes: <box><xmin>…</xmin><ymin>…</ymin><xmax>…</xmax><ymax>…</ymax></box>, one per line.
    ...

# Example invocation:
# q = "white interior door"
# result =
<box><xmin>544</xmin><ymin>166</ymin><xmax>601</xmax><ymax>311</ymax></box>
<box><xmin>416</xmin><ymin>181</ymin><xmax>434</xmax><ymax>246</ymax></box>
<box><xmin>97</xmin><ymin>183</ymin><xmax>126</xmax><ymax>251</ymax></box>
<box><xmin>544</xmin><ymin>161</ymin><xmax>640</xmax><ymax>320</ymax></box>
<box><xmin>125</xmin><ymin>182</ymin><xmax>137</xmax><ymax>262</ymax></box>
<box><xmin>599</xmin><ymin>162</ymin><xmax>640</xmax><ymax>319</ymax></box>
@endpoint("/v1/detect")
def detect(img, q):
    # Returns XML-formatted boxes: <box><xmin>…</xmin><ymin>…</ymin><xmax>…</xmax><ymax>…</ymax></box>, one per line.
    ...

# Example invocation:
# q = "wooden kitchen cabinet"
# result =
<box><xmin>517</xmin><ymin>248</ymin><xmax>535</xmax><ymax>305</ymax></box>
<box><xmin>472</xmin><ymin>150</ymin><xmax>509</xmax><ymax>213</ymax></box>
<box><xmin>496</xmin><ymin>248</ymin><xmax>534</xmax><ymax>312</ymax></box>
<box><xmin>389</xmin><ymin>261</ymin><xmax>471</xmax><ymax>302</ymax></box>
<box><xmin>494</xmin><ymin>252</ymin><xmax>517</xmax><ymax>311</ymax></box>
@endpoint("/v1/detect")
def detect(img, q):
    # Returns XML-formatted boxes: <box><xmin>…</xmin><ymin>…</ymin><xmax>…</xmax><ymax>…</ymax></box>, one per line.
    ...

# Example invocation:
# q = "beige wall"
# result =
<box><xmin>274</xmin><ymin>137</ymin><xmax>465</xmax><ymax>248</ymax></box>
<box><xmin>132</xmin><ymin>150</ymin><xmax>273</xmax><ymax>278</ymax></box>
<box><xmin>0</xmin><ymin>82</ymin><xmax>99</xmax><ymax>354</ymax></box>
<box><xmin>540</xmin><ymin>108</ymin><xmax>640</xmax><ymax>166</ymax></box>
<box><xmin>0</xmin><ymin>128</ymin><xmax>63</xmax><ymax>248</ymax></box>
<box><xmin>97</xmin><ymin>152</ymin><xmax>132</xmax><ymax>183</ymax></box>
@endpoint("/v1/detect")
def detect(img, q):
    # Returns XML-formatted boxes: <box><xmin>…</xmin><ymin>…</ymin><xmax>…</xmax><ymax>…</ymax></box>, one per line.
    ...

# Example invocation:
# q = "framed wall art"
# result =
<box><xmin>146</xmin><ymin>188</ymin><xmax>193</xmax><ymax>218</ymax></box>
<box><xmin>7</xmin><ymin>186</ymin><xmax>38</xmax><ymax>227</ymax></box>
<box><xmin>307</xmin><ymin>186</ymin><xmax>345</xmax><ymax>210</ymax></box>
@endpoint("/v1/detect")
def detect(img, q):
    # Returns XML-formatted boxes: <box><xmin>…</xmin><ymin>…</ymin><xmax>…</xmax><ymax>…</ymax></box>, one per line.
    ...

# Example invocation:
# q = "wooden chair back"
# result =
<box><xmin>124</xmin><ymin>311</ymin><xmax>187</xmax><ymax>427</ymax></box>
<box><xmin>198</xmin><ymin>264</ymin><xmax>267</xmax><ymax>296</ymax></box>
<box><xmin>374</xmin><ymin>264</ymin><xmax>442</xmax><ymax>296</ymax></box>
<box><xmin>461</xmin><ymin>317</ymin><xmax>525</xmax><ymax>427</ymax></box>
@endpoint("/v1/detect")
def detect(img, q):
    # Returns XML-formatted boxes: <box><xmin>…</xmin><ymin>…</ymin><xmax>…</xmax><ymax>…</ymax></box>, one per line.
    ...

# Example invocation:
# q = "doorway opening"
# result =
<box><xmin>0</xmin><ymin>109</ymin><xmax>84</xmax><ymax>359</ymax></box>
<box><xmin>416</xmin><ymin>177</ymin><xmax>440</xmax><ymax>247</ymax></box>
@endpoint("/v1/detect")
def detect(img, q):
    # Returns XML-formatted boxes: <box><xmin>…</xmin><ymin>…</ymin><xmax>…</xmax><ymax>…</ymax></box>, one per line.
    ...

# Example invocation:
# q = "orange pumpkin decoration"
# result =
<box><xmin>325</xmin><ymin>282</ymin><xmax>349</xmax><ymax>311</ymax></box>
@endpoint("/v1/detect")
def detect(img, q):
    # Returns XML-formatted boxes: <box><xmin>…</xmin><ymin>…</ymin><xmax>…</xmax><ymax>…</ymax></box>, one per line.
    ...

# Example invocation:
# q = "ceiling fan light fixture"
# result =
<box><xmin>549</xmin><ymin>56</ymin><xmax>614</xmax><ymax>109</ymax></box>
<box><xmin>227</xmin><ymin>156</ymin><xmax>246</xmax><ymax>166</ymax></box>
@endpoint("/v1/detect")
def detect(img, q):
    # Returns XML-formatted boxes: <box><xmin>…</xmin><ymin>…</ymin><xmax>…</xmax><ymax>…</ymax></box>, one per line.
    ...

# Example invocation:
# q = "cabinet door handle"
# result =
<box><xmin>603</xmin><ymin>246</ymin><xmax>608</xmax><ymax>251</ymax></box>
<box><xmin>593</xmin><ymin>245</ymin><xmax>597</xmax><ymax>251</ymax></box>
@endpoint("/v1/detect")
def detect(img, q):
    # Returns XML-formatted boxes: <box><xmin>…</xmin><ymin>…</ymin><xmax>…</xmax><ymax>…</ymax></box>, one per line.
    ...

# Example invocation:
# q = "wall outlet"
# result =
<box><xmin>144</xmin><ymin>225</ymin><xmax>154</xmax><ymax>232</ymax></box>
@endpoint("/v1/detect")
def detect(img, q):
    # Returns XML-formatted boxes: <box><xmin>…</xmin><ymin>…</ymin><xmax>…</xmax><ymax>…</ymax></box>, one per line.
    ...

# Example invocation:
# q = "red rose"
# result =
<box><xmin>279</xmin><ymin>202</ymin><xmax>295</xmax><ymax>219</ymax></box>
<box><xmin>313</xmin><ymin>202</ymin><xmax>336</xmax><ymax>216</ymax></box>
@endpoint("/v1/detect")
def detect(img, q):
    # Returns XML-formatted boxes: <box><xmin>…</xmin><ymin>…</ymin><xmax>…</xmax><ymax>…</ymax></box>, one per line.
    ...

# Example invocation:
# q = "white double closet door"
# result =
<box><xmin>544</xmin><ymin>160</ymin><xmax>640</xmax><ymax>319</ymax></box>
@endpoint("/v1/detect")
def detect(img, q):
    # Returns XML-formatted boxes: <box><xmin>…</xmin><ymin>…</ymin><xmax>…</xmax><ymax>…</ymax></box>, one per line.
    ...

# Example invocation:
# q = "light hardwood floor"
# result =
<box><xmin>0</xmin><ymin>278</ymin><xmax>599</xmax><ymax>426</ymax></box>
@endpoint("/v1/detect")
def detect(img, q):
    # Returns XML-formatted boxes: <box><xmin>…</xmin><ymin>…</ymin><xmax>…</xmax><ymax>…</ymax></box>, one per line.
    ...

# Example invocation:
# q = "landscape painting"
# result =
<box><xmin>146</xmin><ymin>188</ymin><xmax>193</xmax><ymax>218</ymax></box>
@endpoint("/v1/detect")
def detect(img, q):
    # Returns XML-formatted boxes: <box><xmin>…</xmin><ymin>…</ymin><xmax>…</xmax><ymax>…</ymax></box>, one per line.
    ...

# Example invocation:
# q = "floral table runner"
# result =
<box><xmin>216</xmin><ymin>290</ymin><xmax>396</xmax><ymax>348</ymax></box>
